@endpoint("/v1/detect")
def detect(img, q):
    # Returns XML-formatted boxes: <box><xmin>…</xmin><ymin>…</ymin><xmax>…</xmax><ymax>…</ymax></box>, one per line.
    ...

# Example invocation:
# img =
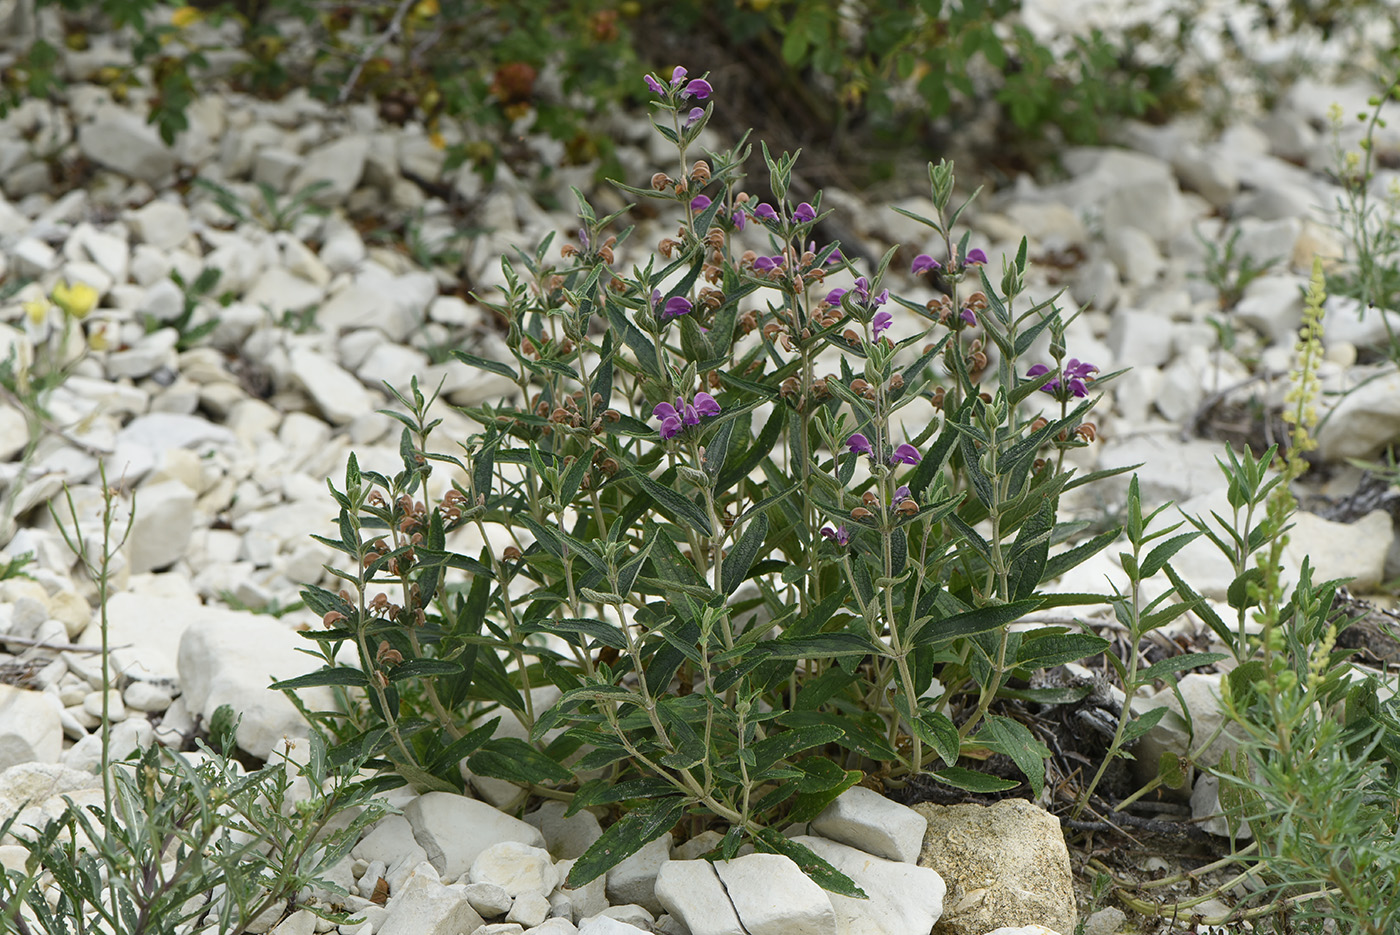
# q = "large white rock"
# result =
<box><xmin>78</xmin><ymin>107</ymin><xmax>178</xmax><ymax>183</ymax></box>
<box><xmin>653</xmin><ymin>860</ymin><xmax>744</xmax><ymax>935</ymax></box>
<box><xmin>470</xmin><ymin>841</ymin><xmax>560</xmax><ymax>898</ymax></box>
<box><xmin>809</xmin><ymin>785</ymin><xmax>928</xmax><ymax>864</ymax></box>
<box><xmin>127</xmin><ymin>200</ymin><xmax>191</xmax><ymax>250</ymax></box>
<box><xmin>288</xmin><ymin>347</ymin><xmax>375</xmax><ymax>425</ymax></box>
<box><xmin>0</xmin><ymin>762</ymin><xmax>103</xmax><ymax>820</ymax></box>
<box><xmin>1318</xmin><ymin>367</ymin><xmax>1400</xmax><ymax>461</ymax></box>
<box><xmin>291</xmin><ymin>135</ymin><xmax>370</xmax><ymax>206</ymax></box>
<box><xmin>576</xmin><ymin>917</ymin><xmax>649</xmax><ymax>935</ymax></box>
<box><xmin>794</xmin><ymin>835</ymin><xmax>946</xmax><ymax>935</ymax></box>
<box><xmin>176</xmin><ymin>609</ymin><xmax>334</xmax><ymax>759</ymax></box>
<box><xmin>0</xmin><ymin>692</ymin><xmax>64</xmax><ymax>771</ymax></box>
<box><xmin>125</xmin><ymin>479</ymin><xmax>196</xmax><ymax>574</ymax></box>
<box><xmin>353</xmin><ymin>813</ymin><xmax>429</xmax><ymax>869</ymax></box>
<box><xmin>1234</xmin><ymin>274</ymin><xmax>1306</xmax><ymax>346</ymax></box>
<box><xmin>404</xmin><ymin>791</ymin><xmax>546</xmax><ymax>881</ymax></box>
<box><xmin>525</xmin><ymin>800</ymin><xmax>603</xmax><ymax>860</ymax></box>
<box><xmin>605</xmin><ymin>831</ymin><xmax>671</xmax><ymax>915</ymax></box>
<box><xmin>378</xmin><ymin>861</ymin><xmax>486</xmax><ymax>935</ymax></box>
<box><xmin>712</xmin><ymin>853</ymin><xmax>836</xmax><ymax>935</ymax></box>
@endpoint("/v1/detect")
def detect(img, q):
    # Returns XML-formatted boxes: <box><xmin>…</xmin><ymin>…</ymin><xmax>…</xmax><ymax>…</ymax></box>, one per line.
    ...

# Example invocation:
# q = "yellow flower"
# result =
<box><xmin>51</xmin><ymin>280</ymin><xmax>98</xmax><ymax>319</ymax></box>
<box><xmin>171</xmin><ymin>6</ymin><xmax>201</xmax><ymax>28</ymax></box>
<box><xmin>88</xmin><ymin>324</ymin><xmax>110</xmax><ymax>352</ymax></box>
<box><xmin>429</xmin><ymin>130</ymin><xmax>446</xmax><ymax>150</ymax></box>
<box><xmin>23</xmin><ymin>298</ymin><xmax>51</xmax><ymax>326</ymax></box>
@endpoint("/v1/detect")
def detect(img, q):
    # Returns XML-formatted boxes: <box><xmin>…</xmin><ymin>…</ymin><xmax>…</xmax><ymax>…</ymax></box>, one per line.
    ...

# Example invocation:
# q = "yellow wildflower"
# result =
<box><xmin>171</xmin><ymin>6</ymin><xmax>201</xmax><ymax>28</ymax></box>
<box><xmin>23</xmin><ymin>298</ymin><xmax>51</xmax><ymax>326</ymax></box>
<box><xmin>429</xmin><ymin>130</ymin><xmax>446</xmax><ymax>150</ymax></box>
<box><xmin>88</xmin><ymin>324</ymin><xmax>110</xmax><ymax>352</ymax></box>
<box><xmin>51</xmin><ymin>280</ymin><xmax>98</xmax><ymax>319</ymax></box>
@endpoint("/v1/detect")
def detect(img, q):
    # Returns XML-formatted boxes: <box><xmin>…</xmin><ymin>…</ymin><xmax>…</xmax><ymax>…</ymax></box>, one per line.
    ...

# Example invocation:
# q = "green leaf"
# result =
<box><xmin>628</xmin><ymin>467</ymin><xmax>713</xmax><ymax>536</ymax></box>
<box><xmin>1042</xmin><ymin>527</ymin><xmax>1121</xmax><ymax>581</ymax></box>
<box><xmin>520</xmin><ymin>617</ymin><xmax>629</xmax><ymax>650</ymax></box>
<box><xmin>387</xmin><ymin>659</ymin><xmax>465</xmax><ymax>681</ymax></box>
<box><xmin>911</xmin><ymin>598</ymin><xmax>1041</xmax><ymax>647</ymax></box>
<box><xmin>761</xmin><ymin>632</ymin><xmax>884</xmax><ymax>660</ymax></box>
<box><xmin>751</xmin><ymin>827</ymin><xmax>866</xmax><ymax>898</ymax></box>
<box><xmin>1138</xmin><ymin>652</ymin><xmax>1228</xmax><ymax>683</ymax></box>
<box><xmin>467</xmin><ymin>737</ymin><xmax>573</xmax><ymax>785</ymax></box>
<box><xmin>270</xmin><ymin>667</ymin><xmax>368</xmax><ymax>690</ymax></box>
<box><xmin>451</xmin><ymin>350</ymin><xmax>517</xmax><ymax>380</ymax></box>
<box><xmin>977</xmin><ymin>715</ymin><xmax>1048</xmax><ymax>797</ymax></box>
<box><xmin>568</xmin><ymin>796</ymin><xmax>688</xmax><ymax>887</ymax></box>
<box><xmin>1139</xmin><ymin>532</ymin><xmax>1202</xmax><ymax>579</ymax></box>
<box><xmin>1228</xmin><ymin>568</ymin><xmax>1266</xmax><ymax>611</ymax></box>
<box><xmin>722</xmin><ymin>513</ymin><xmax>769</xmax><ymax>596</ymax></box>
<box><xmin>1014</xmin><ymin>632</ymin><xmax>1111</xmax><ymax>670</ymax></box>
<box><xmin>1120</xmin><ymin>705</ymin><xmax>1169</xmax><ymax>745</ymax></box>
<box><xmin>749</xmin><ymin>725</ymin><xmax>843</xmax><ymax>773</ymax></box>
<box><xmin>788</xmin><ymin>768</ymin><xmax>864</xmax><ymax>822</ymax></box>
<box><xmin>931</xmin><ymin>767</ymin><xmax>1019</xmax><ymax>793</ymax></box>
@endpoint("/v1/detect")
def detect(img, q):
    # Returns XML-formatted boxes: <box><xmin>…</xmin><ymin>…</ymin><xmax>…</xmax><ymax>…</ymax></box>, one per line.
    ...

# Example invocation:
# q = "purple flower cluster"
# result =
<box><xmin>1026</xmin><ymin>359</ymin><xmax>1099</xmax><ymax>399</ymax></box>
<box><xmin>911</xmin><ymin>248</ymin><xmax>987</xmax><ymax>277</ymax></box>
<box><xmin>847</xmin><ymin>433</ymin><xmax>921</xmax><ymax>466</ymax></box>
<box><xmin>654</xmin><ymin>392</ymin><xmax>721</xmax><ymax>440</ymax></box>
<box><xmin>643</xmin><ymin>66</ymin><xmax>712</xmax><ymax>102</ymax></box>
<box><xmin>826</xmin><ymin>276</ymin><xmax>888</xmax><ymax>311</ymax></box>
<box><xmin>820</xmin><ymin>524</ymin><xmax>851</xmax><ymax>546</ymax></box>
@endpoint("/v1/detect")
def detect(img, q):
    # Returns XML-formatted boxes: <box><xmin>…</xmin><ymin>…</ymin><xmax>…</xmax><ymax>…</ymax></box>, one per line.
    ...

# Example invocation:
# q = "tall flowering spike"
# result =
<box><xmin>663</xmin><ymin>296</ymin><xmax>693</xmax><ymax>320</ymax></box>
<box><xmin>847</xmin><ymin>433</ymin><xmax>873</xmax><ymax>456</ymax></box>
<box><xmin>752</xmin><ymin>203</ymin><xmax>779</xmax><ymax>222</ymax></box>
<box><xmin>872</xmin><ymin>310</ymin><xmax>893</xmax><ymax>339</ymax></box>
<box><xmin>794</xmin><ymin>202</ymin><xmax>816</xmax><ymax>224</ymax></box>
<box><xmin>912</xmin><ymin>254</ymin><xmax>941</xmax><ymax>276</ymax></box>
<box><xmin>889</xmin><ymin>444</ymin><xmax>922</xmax><ymax>466</ymax></box>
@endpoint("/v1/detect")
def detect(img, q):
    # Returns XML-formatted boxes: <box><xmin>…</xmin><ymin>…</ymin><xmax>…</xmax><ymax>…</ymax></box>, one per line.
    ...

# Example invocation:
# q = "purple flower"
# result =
<box><xmin>965</xmin><ymin>248</ymin><xmax>987</xmax><ymax>266</ymax></box>
<box><xmin>872</xmin><ymin>310</ymin><xmax>893</xmax><ymax>339</ymax></box>
<box><xmin>663</xmin><ymin>296</ymin><xmax>693</xmax><ymax>320</ymax></box>
<box><xmin>644</xmin><ymin>74</ymin><xmax>665</xmax><ymax>94</ymax></box>
<box><xmin>752</xmin><ymin>203</ymin><xmax>779</xmax><ymax>222</ymax></box>
<box><xmin>671</xmin><ymin>66</ymin><xmax>687</xmax><ymax>84</ymax></box>
<box><xmin>960</xmin><ymin>307</ymin><xmax>977</xmax><ymax>327</ymax></box>
<box><xmin>889</xmin><ymin>444</ymin><xmax>922</xmax><ymax>466</ymax></box>
<box><xmin>847</xmin><ymin>433</ymin><xmax>873</xmax><ymax>456</ymax></box>
<box><xmin>820</xmin><ymin>524</ymin><xmax>851</xmax><ymax>546</ymax></box>
<box><xmin>1027</xmin><ymin>359</ymin><xmax>1099</xmax><ymax>399</ymax></box>
<box><xmin>682</xmin><ymin>78</ymin><xmax>712</xmax><ymax>100</ymax></box>
<box><xmin>850</xmin><ymin>277</ymin><xmax>888</xmax><ymax>308</ymax></box>
<box><xmin>653</xmin><ymin>392</ymin><xmax>721</xmax><ymax>439</ymax></box>
<box><xmin>912</xmin><ymin>254</ymin><xmax>941</xmax><ymax>276</ymax></box>
<box><xmin>753</xmin><ymin>255</ymin><xmax>785</xmax><ymax>272</ymax></box>
<box><xmin>825</xmin><ymin>287</ymin><xmax>846</xmax><ymax>306</ymax></box>
<box><xmin>732</xmin><ymin>209</ymin><xmax>746</xmax><ymax>232</ymax></box>
<box><xmin>691</xmin><ymin>194</ymin><xmax>712</xmax><ymax>211</ymax></box>
<box><xmin>794</xmin><ymin>202</ymin><xmax>816</xmax><ymax>224</ymax></box>
<box><xmin>894</xmin><ymin>485</ymin><xmax>910</xmax><ymax>501</ymax></box>
<box><xmin>684</xmin><ymin>107</ymin><xmax>704</xmax><ymax>129</ymax></box>
<box><xmin>827</xmin><ymin>248</ymin><xmax>842</xmax><ymax>265</ymax></box>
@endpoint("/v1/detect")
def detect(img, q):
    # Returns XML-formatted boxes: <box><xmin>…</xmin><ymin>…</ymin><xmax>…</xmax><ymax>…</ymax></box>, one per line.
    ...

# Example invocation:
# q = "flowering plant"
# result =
<box><xmin>290</xmin><ymin>65</ymin><xmax>1177</xmax><ymax>894</ymax></box>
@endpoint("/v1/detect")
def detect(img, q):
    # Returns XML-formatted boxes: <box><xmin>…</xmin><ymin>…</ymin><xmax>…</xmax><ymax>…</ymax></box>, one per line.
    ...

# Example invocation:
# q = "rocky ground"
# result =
<box><xmin>3</xmin><ymin>5</ymin><xmax>1400</xmax><ymax>935</ymax></box>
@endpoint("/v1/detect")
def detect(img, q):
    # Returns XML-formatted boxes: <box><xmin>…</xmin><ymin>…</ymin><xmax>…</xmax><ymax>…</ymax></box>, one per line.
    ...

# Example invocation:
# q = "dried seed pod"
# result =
<box><xmin>658</xmin><ymin>238</ymin><xmax>678</xmax><ymax>258</ymax></box>
<box><xmin>651</xmin><ymin>172</ymin><xmax>671</xmax><ymax>191</ymax></box>
<box><xmin>763</xmin><ymin>322</ymin><xmax>783</xmax><ymax>341</ymax></box>
<box><xmin>843</xmin><ymin>328</ymin><xmax>860</xmax><ymax>344</ymax></box>
<box><xmin>780</xmin><ymin>377</ymin><xmax>800</xmax><ymax>398</ymax></box>
<box><xmin>1076</xmin><ymin>422</ymin><xmax>1098</xmax><ymax>442</ymax></box>
<box><xmin>691</xmin><ymin>159</ymin><xmax>711</xmax><ymax>183</ymax></box>
<box><xmin>601</xmin><ymin>457</ymin><xmax>620</xmax><ymax>474</ymax></box>
<box><xmin>560</xmin><ymin>243</ymin><xmax>579</xmax><ymax>258</ymax></box>
<box><xmin>889</xmin><ymin>373</ymin><xmax>905</xmax><ymax>391</ymax></box>
<box><xmin>1030</xmin><ymin>417</ymin><xmax>1049</xmax><ymax>433</ymax></box>
<box><xmin>322</xmin><ymin>610</ymin><xmax>346</xmax><ymax>628</ymax></box>
<box><xmin>503</xmin><ymin>546</ymin><xmax>522</xmax><ymax>561</ymax></box>
<box><xmin>851</xmin><ymin>378</ymin><xmax>870</xmax><ymax>394</ymax></box>
<box><xmin>603</xmin><ymin>408</ymin><xmax>621</xmax><ymax>422</ymax></box>
<box><xmin>861</xmin><ymin>491</ymin><xmax>878</xmax><ymax>507</ymax></box>
<box><xmin>930</xmin><ymin>386</ymin><xmax>946</xmax><ymax>409</ymax></box>
<box><xmin>707</xmin><ymin>370</ymin><xmax>721</xmax><ymax>388</ymax></box>
<box><xmin>598</xmin><ymin>246</ymin><xmax>614</xmax><ymax>265</ymax></box>
<box><xmin>850</xmin><ymin>506</ymin><xmax>874</xmax><ymax>520</ymax></box>
<box><xmin>897</xmin><ymin>499</ymin><xmax>919</xmax><ymax>516</ymax></box>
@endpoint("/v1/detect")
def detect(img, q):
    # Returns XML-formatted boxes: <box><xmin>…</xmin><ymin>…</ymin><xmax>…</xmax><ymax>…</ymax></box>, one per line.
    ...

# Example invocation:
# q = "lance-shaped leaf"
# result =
<box><xmin>568</xmin><ymin>796</ymin><xmax>688</xmax><ymax>887</ymax></box>
<box><xmin>627</xmin><ymin>467</ymin><xmax>713</xmax><ymax>536</ymax></box>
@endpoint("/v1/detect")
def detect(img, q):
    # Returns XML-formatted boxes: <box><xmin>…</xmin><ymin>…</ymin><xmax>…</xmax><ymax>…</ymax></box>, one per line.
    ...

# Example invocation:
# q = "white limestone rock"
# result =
<box><xmin>809</xmin><ymin>785</ymin><xmax>928</xmax><ymax>864</ymax></box>
<box><xmin>524</xmin><ymin>800</ymin><xmax>604</xmax><ymax>860</ymax></box>
<box><xmin>124</xmin><ymin>479</ymin><xmax>196</xmax><ymax>574</ymax></box>
<box><xmin>654</xmin><ymin>860</ymin><xmax>744</xmax><ymax>935</ymax></box>
<box><xmin>605</xmin><ymin>831</ymin><xmax>671</xmax><ymax>916</ymax></box>
<box><xmin>793</xmin><ymin>835</ymin><xmax>946</xmax><ymax>935</ymax></box>
<box><xmin>712</xmin><ymin>852</ymin><xmax>836</xmax><ymax>935</ymax></box>
<box><xmin>403</xmin><ymin>791</ymin><xmax>547</xmax><ymax>881</ymax></box>
<box><xmin>287</xmin><ymin>347</ymin><xmax>375</xmax><ymax>425</ymax></box>
<box><xmin>1318</xmin><ymin>366</ymin><xmax>1400</xmax><ymax>461</ymax></box>
<box><xmin>378</xmin><ymin>861</ymin><xmax>486</xmax><ymax>935</ymax></box>
<box><xmin>471</xmin><ymin>841</ymin><xmax>560</xmax><ymax>898</ymax></box>
<box><xmin>0</xmin><ymin>685</ymin><xmax>63</xmax><ymax>770</ymax></box>
<box><xmin>291</xmin><ymin>135</ymin><xmax>370</xmax><ymax>206</ymax></box>
<box><xmin>78</xmin><ymin>107</ymin><xmax>178</xmax><ymax>184</ymax></box>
